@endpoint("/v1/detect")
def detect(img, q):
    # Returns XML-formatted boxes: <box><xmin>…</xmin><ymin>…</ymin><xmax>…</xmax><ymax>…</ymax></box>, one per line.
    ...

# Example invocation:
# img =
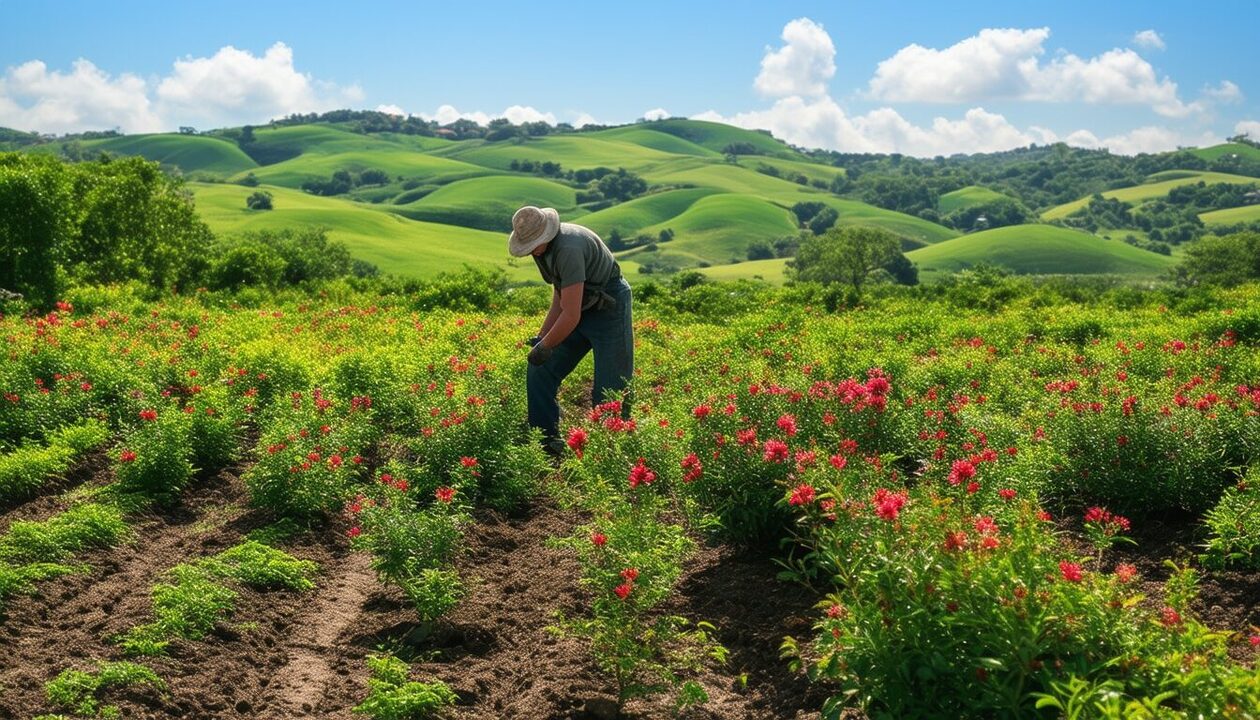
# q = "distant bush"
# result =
<box><xmin>245</xmin><ymin>190</ymin><xmax>273</xmax><ymax>210</ymax></box>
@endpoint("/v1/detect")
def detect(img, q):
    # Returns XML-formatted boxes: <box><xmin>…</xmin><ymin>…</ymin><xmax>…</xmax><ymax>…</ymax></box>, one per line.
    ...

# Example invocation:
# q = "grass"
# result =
<box><xmin>639</xmin><ymin>119</ymin><xmax>801</xmax><ymax>158</ymax></box>
<box><xmin>84</xmin><ymin>134</ymin><xmax>258</xmax><ymax>176</ymax></box>
<box><xmin>938</xmin><ymin>185</ymin><xmax>1010</xmax><ymax>214</ymax></box>
<box><xmin>632</xmin><ymin>193</ymin><xmax>798</xmax><ymax>265</ymax></box>
<box><xmin>578</xmin><ymin>188</ymin><xmax>719</xmax><ymax>237</ymax></box>
<box><xmin>430</xmin><ymin>135</ymin><xmax>681</xmax><ymax>174</ymax></box>
<box><xmin>587</xmin><ymin>126</ymin><xmax>720</xmax><ymax>158</ymax></box>
<box><xmin>735</xmin><ymin>156</ymin><xmax>845</xmax><ymax>186</ymax></box>
<box><xmin>1189</xmin><ymin>142</ymin><xmax>1260</xmax><ymax>163</ymax></box>
<box><xmin>907</xmin><ymin>224</ymin><xmax>1177</xmax><ymax>279</ymax></box>
<box><xmin>389</xmin><ymin>175</ymin><xmax>578</xmax><ymax>231</ymax></box>
<box><xmin>190</xmin><ymin>182</ymin><xmax>536</xmax><ymax>281</ymax></box>
<box><xmin>1199</xmin><ymin>204</ymin><xmax>1260</xmax><ymax>225</ymax></box>
<box><xmin>695</xmin><ymin>257</ymin><xmax>788</xmax><ymax>284</ymax></box>
<box><xmin>1042</xmin><ymin>172</ymin><xmax>1260</xmax><ymax>220</ymax></box>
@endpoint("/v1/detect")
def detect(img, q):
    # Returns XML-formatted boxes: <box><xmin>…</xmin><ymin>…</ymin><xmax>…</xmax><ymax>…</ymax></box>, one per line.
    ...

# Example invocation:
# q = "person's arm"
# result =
<box><xmin>537</xmin><ymin>287</ymin><xmax>562</xmax><ymax>339</ymax></box>
<box><xmin>541</xmin><ymin>282</ymin><xmax>583</xmax><ymax>348</ymax></box>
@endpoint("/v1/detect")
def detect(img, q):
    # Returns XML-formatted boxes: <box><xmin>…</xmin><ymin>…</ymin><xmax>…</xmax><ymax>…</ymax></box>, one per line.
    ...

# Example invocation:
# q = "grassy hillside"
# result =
<box><xmin>1189</xmin><ymin>143</ymin><xmax>1260</xmax><ymax>163</ymax></box>
<box><xmin>938</xmin><ymin>185</ymin><xmax>1009</xmax><ymax>214</ymax></box>
<box><xmin>1199</xmin><ymin>204</ymin><xmax>1260</xmax><ymax>225</ymax></box>
<box><xmin>389</xmin><ymin>176</ymin><xmax>578</xmax><ymax>231</ymax></box>
<box><xmin>634</xmin><ymin>194</ymin><xmax>798</xmax><ymax>263</ymax></box>
<box><xmin>587</xmin><ymin>126</ymin><xmax>720</xmax><ymax>158</ymax></box>
<box><xmin>1042</xmin><ymin>171</ymin><xmax>1260</xmax><ymax>220</ymax></box>
<box><xmin>190</xmin><ymin>182</ymin><xmax>535</xmax><ymax>281</ymax></box>
<box><xmin>82</xmin><ymin>134</ymin><xmax>259</xmax><ymax>175</ymax></box>
<box><xmin>697</xmin><ymin>257</ymin><xmax>789</xmax><ymax>284</ymax></box>
<box><xmin>430</xmin><ymin>135</ymin><xmax>681</xmax><ymax>174</ymax></box>
<box><xmin>736</xmin><ymin>156</ymin><xmax>845</xmax><ymax>186</ymax></box>
<box><xmin>577</xmin><ymin>188</ymin><xmax>719</xmax><ymax>237</ymax></box>
<box><xmin>643</xmin><ymin>119</ymin><xmax>801</xmax><ymax>158</ymax></box>
<box><xmin>907</xmin><ymin>224</ymin><xmax>1176</xmax><ymax>279</ymax></box>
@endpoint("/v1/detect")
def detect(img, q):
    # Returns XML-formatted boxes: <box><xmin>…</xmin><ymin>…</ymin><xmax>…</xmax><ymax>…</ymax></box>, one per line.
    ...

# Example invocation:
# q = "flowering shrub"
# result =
<box><xmin>1202</xmin><ymin>468</ymin><xmax>1260</xmax><ymax>569</ymax></box>
<box><xmin>244</xmin><ymin>390</ymin><xmax>379</xmax><ymax>518</ymax></box>
<box><xmin>348</xmin><ymin>474</ymin><xmax>468</xmax><ymax>624</ymax></box>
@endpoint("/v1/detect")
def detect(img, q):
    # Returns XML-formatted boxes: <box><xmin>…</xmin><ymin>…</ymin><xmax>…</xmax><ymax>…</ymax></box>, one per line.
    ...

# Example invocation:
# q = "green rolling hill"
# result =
<box><xmin>1042</xmin><ymin>171</ymin><xmax>1260</xmax><ymax>220</ymax></box>
<box><xmin>1199</xmin><ymin>204</ymin><xmax>1260</xmax><ymax>225</ymax></box>
<box><xmin>55</xmin><ymin>134</ymin><xmax>260</xmax><ymax>175</ymax></box>
<box><xmin>389</xmin><ymin>176</ymin><xmax>579</xmax><ymax>232</ymax></box>
<box><xmin>938</xmin><ymin>185</ymin><xmax>1009</xmax><ymax>214</ymax></box>
<box><xmin>1190</xmin><ymin>142</ymin><xmax>1260</xmax><ymax>163</ymax></box>
<box><xmin>190</xmin><ymin>182</ymin><xmax>536</xmax><ymax>282</ymax></box>
<box><xmin>907</xmin><ymin>225</ymin><xmax>1176</xmax><ymax>279</ymax></box>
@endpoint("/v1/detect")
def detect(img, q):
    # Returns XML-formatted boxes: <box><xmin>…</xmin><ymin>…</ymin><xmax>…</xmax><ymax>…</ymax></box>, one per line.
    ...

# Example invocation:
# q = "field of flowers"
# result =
<box><xmin>1</xmin><ymin>281</ymin><xmax>1258</xmax><ymax>719</ymax></box>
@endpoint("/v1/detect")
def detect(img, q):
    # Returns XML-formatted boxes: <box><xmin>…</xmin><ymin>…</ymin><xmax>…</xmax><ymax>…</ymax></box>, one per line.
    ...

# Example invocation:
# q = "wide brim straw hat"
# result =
<box><xmin>507</xmin><ymin>206</ymin><xmax>560</xmax><ymax>257</ymax></box>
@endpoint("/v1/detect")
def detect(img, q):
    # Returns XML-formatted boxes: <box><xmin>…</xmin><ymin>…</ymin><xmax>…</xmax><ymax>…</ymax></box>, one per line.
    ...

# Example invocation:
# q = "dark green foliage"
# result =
<box><xmin>1177</xmin><ymin>231</ymin><xmax>1260</xmax><ymax>286</ymax></box>
<box><xmin>787</xmin><ymin>226</ymin><xmax>910</xmax><ymax>295</ymax></box>
<box><xmin>806</xmin><ymin>206</ymin><xmax>838</xmax><ymax>235</ymax></box>
<box><xmin>944</xmin><ymin>196</ymin><xmax>1032</xmax><ymax>231</ymax></box>
<box><xmin>597</xmin><ymin>168</ymin><xmax>648</xmax><ymax>202</ymax></box>
<box><xmin>209</xmin><ymin>228</ymin><xmax>354</xmax><ymax>290</ymax></box>
<box><xmin>0</xmin><ymin>152</ymin><xmax>213</xmax><ymax>307</ymax></box>
<box><xmin>245</xmin><ymin>190</ymin><xmax>273</xmax><ymax>210</ymax></box>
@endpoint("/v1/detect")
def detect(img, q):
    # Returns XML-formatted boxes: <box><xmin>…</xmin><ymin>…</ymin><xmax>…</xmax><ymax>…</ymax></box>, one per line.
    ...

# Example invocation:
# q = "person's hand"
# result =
<box><xmin>527</xmin><ymin>341</ymin><xmax>553</xmax><ymax>366</ymax></box>
<box><xmin>528</xmin><ymin>335</ymin><xmax>542</xmax><ymax>347</ymax></box>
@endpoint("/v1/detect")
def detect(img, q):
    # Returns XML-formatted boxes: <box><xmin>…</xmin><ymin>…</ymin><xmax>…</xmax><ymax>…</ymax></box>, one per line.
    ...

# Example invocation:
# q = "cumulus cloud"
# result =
<box><xmin>375</xmin><ymin>104</ymin><xmax>407</xmax><ymax>116</ymax></box>
<box><xmin>754</xmin><ymin>18</ymin><xmax>836</xmax><ymax>98</ymax></box>
<box><xmin>1065</xmin><ymin>126</ymin><xmax>1221</xmax><ymax>155</ymax></box>
<box><xmin>155</xmin><ymin>43</ymin><xmax>362</xmax><ymax>128</ymax></box>
<box><xmin>414</xmin><ymin>104</ymin><xmax>558</xmax><ymax>126</ymax></box>
<box><xmin>1204</xmin><ymin>80</ymin><xmax>1242</xmax><ymax>103</ymax></box>
<box><xmin>0</xmin><ymin>59</ymin><xmax>162</xmax><ymax>134</ymax></box>
<box><xmin>642</xmin><ymin>107</ymin><xmax>670</xmax><ymax>121</ymax></box>
<box><xmin>868</xmin><ymin>28</ymin><xmax>1199</xmax><ymax>117</ymax></box>
<box><xmin>0</xmin><ymin>43</ymin><xmax>361</xmax><ymax>134</ymax></box>
<box><xmin>1132</xmin><ymin>30</ymin><xmax>1165</xmax><ymax>50</ymax></box>
<box><xmin>1236</xmin><ymin>120</ymin><xmax>1260</xmax><ymax>139</ymax></box>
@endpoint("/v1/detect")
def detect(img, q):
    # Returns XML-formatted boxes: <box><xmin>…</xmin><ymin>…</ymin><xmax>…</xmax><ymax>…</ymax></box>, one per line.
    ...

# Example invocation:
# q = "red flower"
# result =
<box><xmin>948</xmin><ymin>459</ymin><xmax>976</xmax><ymax>486</ymax></box>
<box><xmin>138</xmin><ymin>408</ymin><xmax>157</xmax><ymax>422</ymax></box>
<box><xmin>620</xmin><ymin>567</ymin><xmax>639</xmax><ymax>582</ymax></box>
<box><xmin>590</xmin><ymin>532</ymin><xmax>608</xmax><ymax>548</ymax></box>
<box><xmin>1249</xmin><ymin>635</ymin><xmax>1260</xmax><ymax>648</ymax></box>
<box><xmin>829</xmin><ymin>454</ymin><xmax>847</xmax><ymax>471</ymax></box>
<box><xmin>763</xmin><ymin>439</ymin><xmax>790</xmax><ymax>463</ymax></box>
<box><xmin>614</xmin><ymin>583</ymin><xmax>632</xmax><ymax>600</ymax></box>
<box><xmin>943</xmin><ymin>531</ymin><xmax>968</xmax><ymax>552</ymax></box>
<box><xmin>1113</xmin><ymin>563</ymin><xmax>1138</xmax><ymax>584</ymax></box>
<box><xmin>871</xmin><ymin>488</ymin><xmax>907</xmax><ymax>521</ymax></box>
<box><xmin>566</xmin><ymin>427</ymin><xmax>588</xmax><ymax>457</ymax></box>
<box><xmin>628</xmin><ymin>458</ymin><xmax>657</xmax><ymax>488</ymax></box>
<box><xmin>1160</xmin><ymin>607</ymin><xmax>1182</xmax><ymax>628</ymax></box>
<box><xmin>328</xmin><ymin>454</ymin><xmax>343</xmax><ymax>469</ymax></box>
<box><xmin>998</xmin><ymin>488</ymin><xmax>1017</xmax><ymax>501</ymax></box>
<box><xmin>692</xmin><ymin>404</ymin><xmax>712</xmax><ymax>419</ymax></box>
<box><xmin>680</xmin><ymin>453</ymin><xmax>703</xmax><ymax>483</ymax></box>
<box><xmin>1059</xmin><ymin>562</ymin><xmax>1083</xmax><ymax>583</ymax></box>
<box><xmin>776</xmin><ymin>414</ymin><xmax>798</xmax><ymax>437</ymax></box>
<box><xmin>347</xmin><ymin>527</ymin><xmax>361</xmax><ymax>538</ymax></box>
<box><xmin>788</xmin><ymin>483</ymin><xmax>816</xmax><ymax>506</ymax></box>
<box><xmin>119</xmin><ymin>449</ymin><xmax>137</xmax><ymax>463</ymax></box>
<box><xmin>435</xmin><ymin>486</ymin><xmax>456</xmax><ymax>503</ymax></box>
<box><xmin>973</xmin><ymin>516</ymin><xmax>998</xmax><ymax>535</ymax></box>
<box><xmin>460</xmin><ymin>456</ymin><xmax>479</xmax><ymax>467</ymax></box>
<box><xmin>826</xmin><ymin>604</ymin><xmax>845</xmax><ymax>619</ymax></box>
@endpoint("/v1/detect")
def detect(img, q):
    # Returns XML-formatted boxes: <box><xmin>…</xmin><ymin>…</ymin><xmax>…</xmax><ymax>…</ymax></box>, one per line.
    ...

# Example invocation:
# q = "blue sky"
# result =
<box><xmin>2</xmin><ymin>0</ymin><xmax>1257</xmax><ymax>155</ymax></box>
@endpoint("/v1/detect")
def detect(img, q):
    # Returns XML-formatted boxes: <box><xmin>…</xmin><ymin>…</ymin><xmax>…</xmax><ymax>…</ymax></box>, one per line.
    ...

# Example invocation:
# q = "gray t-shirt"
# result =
<box><xmin>533</xmin><ymin>223</ymin><xmax>620</xmax><ymax>290</ymax></box>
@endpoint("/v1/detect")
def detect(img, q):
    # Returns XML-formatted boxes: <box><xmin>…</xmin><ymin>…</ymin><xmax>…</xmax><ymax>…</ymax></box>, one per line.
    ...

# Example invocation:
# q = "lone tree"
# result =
<box><xmin>246</xmin><ymin>190</ymin><xmax>274</xmax><ymax>211</ymax></box>
<box><xmin>787</xmin><ymin>226</ymin><xmax>916</xmax><ymax>296</ymax></box>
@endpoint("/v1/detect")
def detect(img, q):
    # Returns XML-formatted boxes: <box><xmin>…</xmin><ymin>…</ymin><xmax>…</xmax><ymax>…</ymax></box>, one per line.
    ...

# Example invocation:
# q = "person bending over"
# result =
<box><xmin>507</xmin><ymin>205</ymin><xmax>634</xmax><ymax>455</ymax></box>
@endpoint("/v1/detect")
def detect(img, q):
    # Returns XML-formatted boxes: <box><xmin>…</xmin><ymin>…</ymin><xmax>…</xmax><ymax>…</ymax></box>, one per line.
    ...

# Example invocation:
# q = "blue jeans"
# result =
<box><xmin>527</xmin><ymin>277</ymin><xmax>634</xmax><ymax>442</ymax></box>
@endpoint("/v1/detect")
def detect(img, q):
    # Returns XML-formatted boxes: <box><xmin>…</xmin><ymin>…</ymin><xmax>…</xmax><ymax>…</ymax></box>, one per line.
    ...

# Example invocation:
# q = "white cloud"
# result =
<box><xmin>574</xmin><ymin>112</ymin><xmax>603</xmax><ymax>127</ymax></box>
<box><xmin>154</xmin><ymin>43</ymin><xmax>361</xmax><ymax>127</ymax></box>
<box><xmin>754</xmin><ymin>18</ymin><xmax>836</xmax><ymax>98</ymax></box>
<box><xmin>1204</xmin><ymin>80</ymin><xmax>1242</xmax><ymax>103</ymax></box>
<box><xmin>642</xmin><ymin>107</ymin><xmax>670</xmax><ymax>121</ymax></box>
<box><xmin>501</xmin><ymin>105</ymin><xmax>556</xmax><ymax>124</ymax></box>
<box><xmin>1065</xmin><ymin>126</ymin><xmax>1221</xmax><ymax>155</ymax></box>
<box><xmin>1133</xmin><ymin>30</ymin><xmax>1165</xmax><ymax>50</ymax></box>
<box><xmin>868</xmin><ymin>27</ymin><xmax>1198</xmax><ymax>117</ymax></box>
<box><xmin>1236</xmin><ymin>120</ymin><xmax>1260</xmax><ymax>139</ymax></box>
<box><xmin>375</xmin><ymin>104</ymin><xmax>407</xmax><ymax>117</ymax></box>
<box><xmin>0</xmin><ymin>43</ymin><xmax>362</xmax><ymax>134</ymax></box>
<box><xmin>0</xmin><ymin>59</ymin><xmax>161</xmax><ymax>134</ymax></box>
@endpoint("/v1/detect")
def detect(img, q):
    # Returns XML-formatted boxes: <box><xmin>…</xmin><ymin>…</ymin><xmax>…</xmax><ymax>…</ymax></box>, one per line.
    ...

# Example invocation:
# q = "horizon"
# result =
<box><xmin>2</xmin><ymin>0</ymin><xmax>1258</xmax><ymax>158</ymax></box>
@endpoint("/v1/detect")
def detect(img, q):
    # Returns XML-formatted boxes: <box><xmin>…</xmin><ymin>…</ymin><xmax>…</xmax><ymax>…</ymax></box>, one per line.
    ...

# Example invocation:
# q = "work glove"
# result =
<box><xmin>527</xmin><ymin>335</ymin><xmax>542</xmax><ymax>347</ymax></box>
<box><xmin>527</xmin><ymin>341</ymin><xmax>553</xmax><ymax>366</ymax></box>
